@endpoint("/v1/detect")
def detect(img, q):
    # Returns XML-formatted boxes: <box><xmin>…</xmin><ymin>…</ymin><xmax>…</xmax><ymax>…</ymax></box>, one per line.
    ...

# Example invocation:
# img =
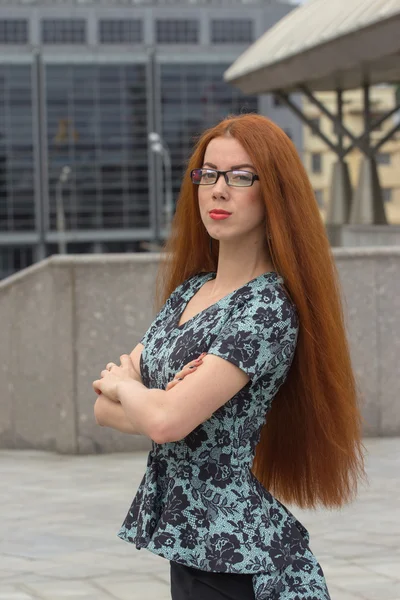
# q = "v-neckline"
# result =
<box><xmin>174</xmin><ymin>270</ymin><xmax>281</xmax><ymax>330</ymax></box>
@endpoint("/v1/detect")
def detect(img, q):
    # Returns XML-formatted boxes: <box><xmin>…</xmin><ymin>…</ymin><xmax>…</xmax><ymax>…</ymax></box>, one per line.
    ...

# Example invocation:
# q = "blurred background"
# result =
<box><xmin>1</xmin><ymin>2</ymin><xmax>400</xmax><ymax>598</ymax></box>
<box><xmin>0</xmin><ymin>0</ymin><xmax>301</xmax><ymax>278</ymax></box>
<box><xmin>1</xmin><ymin>0</ymin><xmax>399</xmax><ymax>279</ymax></box>
<box><xmin>1</xmin><ymin>0</ymin><xmax>399</xmax><ymax>448</ymax></box>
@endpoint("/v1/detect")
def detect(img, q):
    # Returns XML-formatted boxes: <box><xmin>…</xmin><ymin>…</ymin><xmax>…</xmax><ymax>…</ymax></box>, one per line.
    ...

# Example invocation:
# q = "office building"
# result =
<box><xmin>0</xmin><ymin>0</ymin><xmax>300</xmax><ymax>279</ymax></box>
<box><xmin>303</xmin><ymin>85</ymin><xmax>400</xmax><ymax>224</ymax></box>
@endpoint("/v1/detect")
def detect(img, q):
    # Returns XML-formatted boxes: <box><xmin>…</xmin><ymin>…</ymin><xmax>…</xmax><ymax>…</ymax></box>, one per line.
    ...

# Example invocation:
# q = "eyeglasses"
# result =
<box><xmin>191</xmin><ymin>168</ymin><xmax>260</xmax><ymax>188</ymax></box>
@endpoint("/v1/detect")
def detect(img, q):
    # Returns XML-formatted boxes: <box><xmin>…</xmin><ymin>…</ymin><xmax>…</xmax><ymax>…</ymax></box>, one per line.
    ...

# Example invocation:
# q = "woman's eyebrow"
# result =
<box><xmin>202</xmin><ymin>162</ymin><xmax>256</xmax><ymax>170</ymax></box>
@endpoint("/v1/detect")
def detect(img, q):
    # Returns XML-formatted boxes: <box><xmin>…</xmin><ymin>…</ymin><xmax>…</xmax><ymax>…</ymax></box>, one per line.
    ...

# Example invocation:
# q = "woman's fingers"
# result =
<box><xmin>165</xmin><ymin>355</ymin><xmax>206</xmax><ymax>391</ymax></box>
<box><xmin>176</xmin><ymin>356</ymin><xmax>205</xmax><ymax>379</ymax></box>
<box><xmin>166</xmin><ymin>365</ymin><xmax>198</xmax><ymax>391</ymax></box>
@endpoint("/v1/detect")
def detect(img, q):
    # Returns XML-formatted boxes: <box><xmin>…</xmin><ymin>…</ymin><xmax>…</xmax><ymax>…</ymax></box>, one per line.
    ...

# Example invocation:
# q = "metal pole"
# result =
<box><xmin>274</xmin><ymin>91</ymin><xmax>339</xmax><ymax>153</ymax></box>
<box><xmin>146</xmin><ymin>48</ymin><xmax>159</xmax><ymax>251</ymax></box>
<box><xmin>299</xmin><ymin>85</ymin><xmax>371</xmax><ymax>157</ymax></box>
<box><xmin>55</xmin><ymin>180</ymin><xmax>66</xmax><ymax>254</ymax></box>
<box><xmin>350</xmin><ymin>82</ymin><xmax>387</xmax><ymax>225</ymax></box>
<box><xmin>33</xmin><ymin>49</ymin><xmax>46</xmax><ymax>262</ymax></box>
<box><xmin>337</xmin><ymin>88</ymin><xmax>344</xmax><ymax>159</ymax></box>
<box><xmin>363</xmin><ymin>82</ymin><xmax>371</xmax><ymax>150</ymax></box>
<box><xmin>55</xmin><ymin>166</ymin><xmax>70</xmax><ymax>254</ymax></box>
<box><xmin>162</xmin><ymin>146</ymin><xmax>173</xmax><ymax>237</ymax></box>
<box><xmin>148</xmin><ymin>132</ymin><xmax>173</xmax><ymax>239</ymax></box>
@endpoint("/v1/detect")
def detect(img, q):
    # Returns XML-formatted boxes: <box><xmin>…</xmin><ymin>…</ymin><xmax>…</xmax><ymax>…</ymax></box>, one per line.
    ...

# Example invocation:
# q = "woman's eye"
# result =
<box><xmin>233</xmin><ymin>173</ymin><xmax>251</xmax><ymax>182</ymax></box>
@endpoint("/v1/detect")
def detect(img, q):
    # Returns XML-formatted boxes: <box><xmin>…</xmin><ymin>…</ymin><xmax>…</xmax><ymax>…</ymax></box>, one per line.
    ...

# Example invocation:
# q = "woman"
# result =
<box><xmin>93</xmin><ymin>113</ymin><xmax>367</xmax><ymax>600</ymax></box>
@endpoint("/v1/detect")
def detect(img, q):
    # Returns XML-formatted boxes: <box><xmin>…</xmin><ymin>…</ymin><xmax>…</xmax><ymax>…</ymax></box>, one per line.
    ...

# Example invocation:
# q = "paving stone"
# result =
<box><xmin>351</xmin><ymin>551</ymin><xmax>400</xmax><ymax>568</ymax></box>
<box><xmin>0</xmin><ymin>595</ymin><xmax>38</xmax><ymax>600</ymax></box>
<box><xmin>1</xmin><ymin>439</ymin><xmax>399</xmax><ymax>599</ymax></box>
<box><xmin>325</xmin><ymin>585</ymin><xmax>368</xmax><ymax>600</ymax></box>
<box><xmin>27</xmin><ymin>562</ymin><xmax>118</xmax><ymax>581</ymax></box>
<box><xmin>95</xmin><ymin>578</ymin><xmax>171</xmax><ymax>600</ymax></box>
<box><xmin>22</xmin><ymin>580</ymin><xmax>106</xmax><ymax>599</ymax></box>
<box><xmin>0</xmin><ymin>587</ymin><xmax>39</xmax><ymax>600</ymax></box>
<box><xmin>363</xmin><ymin>562</ymin><xmax>400</xmax><ymax>580</ymax></box>
<box><xmin>333</xmin><ymin>574</ymin><xmax>400</xmax><ymax>600</ymax></box>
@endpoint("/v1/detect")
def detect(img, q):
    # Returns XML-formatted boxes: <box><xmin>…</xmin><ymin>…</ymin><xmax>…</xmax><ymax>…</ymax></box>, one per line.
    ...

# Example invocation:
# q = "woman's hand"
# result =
<box><xmin>92</xmin><ymin>354</ymin><xmax>136</xmax><ymax>402</ymax></box>
<box><xmin>166</xmin><ymin>353</ymin><xmax>206</xmax><ymax>391</ymax></box>
<box><xmin>94</xmin><ymin>359</ymin><xmax>142</xmax><ymax>396</ymax></box>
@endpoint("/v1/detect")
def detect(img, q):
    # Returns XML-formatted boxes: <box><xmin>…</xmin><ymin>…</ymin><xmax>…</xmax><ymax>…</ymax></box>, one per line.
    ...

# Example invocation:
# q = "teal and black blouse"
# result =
<box><xmin>118</xmin><ymin>271</ymin><xmax>331</xmax><ymax>600</ymax></box>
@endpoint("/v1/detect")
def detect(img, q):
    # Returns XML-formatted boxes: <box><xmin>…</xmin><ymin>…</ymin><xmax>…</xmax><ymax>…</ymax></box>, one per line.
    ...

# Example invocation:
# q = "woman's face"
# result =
<box><xmin>198</xmin><ymin>135</ymin><xmax>266</xmax><ymax>243</ymax></box>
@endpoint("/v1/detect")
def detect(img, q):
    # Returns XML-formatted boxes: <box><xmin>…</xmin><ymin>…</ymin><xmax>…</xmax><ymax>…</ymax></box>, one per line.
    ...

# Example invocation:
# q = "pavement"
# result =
<box><xmin>0</xmin><ymin>437</ymin><xmax>399</xmax><ymax>600</ymax></box>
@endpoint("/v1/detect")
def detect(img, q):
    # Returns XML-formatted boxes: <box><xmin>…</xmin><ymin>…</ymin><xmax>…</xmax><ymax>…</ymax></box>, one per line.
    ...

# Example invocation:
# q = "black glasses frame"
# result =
<box><xmin>191</xmin><ymin>168</ymin><xmax>260</xmax><ymax>187</ymax></box>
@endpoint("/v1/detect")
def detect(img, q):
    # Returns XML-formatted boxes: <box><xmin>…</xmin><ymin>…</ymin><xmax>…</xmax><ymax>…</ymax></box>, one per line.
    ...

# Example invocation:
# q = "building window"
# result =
<box><xmin>0</xmin><ymin>246</ymin><xmax>34</xmax><ymax>280</ymax></box>
<box><xmin>382</xmin><ymin>188</ymin><xmax>392</xmax><ymax>202</ymax></box>
<box><xmin>309</xmin><ymin>118</ymin><xmax>320</xmax><ymax>135</ymax></box>
<box><xmin>314</xmin><ymin>189</ymin><xmax>324</xmax><ymax>208</ymax></box>
<box><xmin>156</xmin><ymin>19</ymin><xmax>199</xmax><ymax>44</ymax></box>
<box><xmin>42</xmin><ymin>19</ymin><xmax>86</xmax><ymax>44</ymax></box>
<box><xmin>99</xmin><ymin>19</ymin><xmax>143</xmax><ymax>44</ymax></box>
<box><xmin>0</xmin><ymin>19</ymin><xmax>28</xmax><ymax>44</ymax></box>
<box><xmin>211</xmin><ymin>19</ymin><xmax>253</xmax><ymax>44</ymax></box>
<box><xmin>0</xmin><ymin>64</ymin><xmax>35</xmax><ymax>233</ymax></box>
<box><xmin>45</xmin><ymin>64</ymin><xmax>148</xmax><ymax>230</ymax></box>
<box><xmin>376</xmin><ymin>152</ymin><xmax>391</xmax><ymax>165</ymax></box>
<box><xmin>311</xmin><ymin>153</ymin><xmax>322</xmax><ymax>173</ymax></box>
<box><xmin>273</xmin><ymin>93</ymin><xmax>289</xmax><ymax>107</ymax></box>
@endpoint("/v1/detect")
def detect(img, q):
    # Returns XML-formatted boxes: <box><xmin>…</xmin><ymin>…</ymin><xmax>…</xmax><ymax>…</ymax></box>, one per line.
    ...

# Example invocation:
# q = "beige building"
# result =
<box><xmin>302</xmin><ymin>85</ymin><xmax>400</xmax><ymax>224</ymax></box>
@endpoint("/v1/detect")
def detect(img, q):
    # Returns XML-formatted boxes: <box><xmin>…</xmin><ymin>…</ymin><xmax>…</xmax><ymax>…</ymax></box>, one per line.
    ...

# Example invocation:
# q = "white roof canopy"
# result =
<box><xmin>224</xmin><ymin>0</ymin><xmax>400</xmax><ymax>93</ymax></box>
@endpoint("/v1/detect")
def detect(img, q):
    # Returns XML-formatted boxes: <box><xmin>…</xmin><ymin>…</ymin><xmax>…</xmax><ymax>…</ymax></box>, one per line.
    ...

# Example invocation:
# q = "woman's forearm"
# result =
<box><xmin>94</xmin><ymin>394</ymin><xmax>147</xmax><ymax>436</ymax></box>
<box><xmin>117</xmin><ymin>379</ymin><xmax>166</xmax><ymax>442</ymax></box>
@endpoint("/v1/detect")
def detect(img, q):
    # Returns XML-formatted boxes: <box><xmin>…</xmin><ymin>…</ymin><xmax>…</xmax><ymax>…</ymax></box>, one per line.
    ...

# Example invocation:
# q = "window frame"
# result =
<box><xmin>311</xmin><ymin>152</ymin><xmax>322</xmax><ymax>173</ymax></box>
<box><xmin>210</xmin><ymin>18</ymin><xmax>253</xmax><ymax>44</ymax></box>
<box><xmin>0</xmin><ymin>19</ymin><xmax>29</xmax><ymax>44</ymax></box>
<box><xmin>41</xmin><ymin>19</ymin><xmax>87</xmax><ymax>45</ymax></box>
<box><xmin>155</xmin><ymin>19</ymin><xmax>199</xmax><ymax>44</ymax></box>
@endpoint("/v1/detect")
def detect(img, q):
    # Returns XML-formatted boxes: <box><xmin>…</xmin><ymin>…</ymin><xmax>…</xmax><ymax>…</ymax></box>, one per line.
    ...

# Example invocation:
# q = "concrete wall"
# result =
<box><xmin>342</xmin><ymin>225</ymin><xmax>400</xmax><ymax>247</ymax></box>
<box><xmin>0</xmin><ymin>249</ymin><xmax>399</xmax><ymax>454</ymax></box>
<box><xmin>326</xmin><ymin>225</ymin><xmax>400</xmax><ymax>248</ymax></box>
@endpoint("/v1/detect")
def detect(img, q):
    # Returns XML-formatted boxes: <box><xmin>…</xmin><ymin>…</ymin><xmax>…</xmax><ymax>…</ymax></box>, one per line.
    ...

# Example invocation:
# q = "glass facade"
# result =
<box><xmin>0</xmin><ymin>64</ymin><xmax>35</xmax><ymax>232</ymax></box>
<box><xmin>311</xmin><ymin>152</ymin><xmax>322</xmax><ymax>173</ymax></box>
<box><xmin>99</xmin><ymin>19</ymin><xmax>143</xmax><ymax>44</ymax></box>
<box><xmin>0</xmin><ymin>19</ymin><xmax>29</xmax><ymax>44</ymax></box>
<box><xmin>160</xmin><ymin>63</ymin><xmax>258</xmax><ymax>202</ymax></box>
<box><xmin>0</xmin><ymin>245</ymin><xmax>34</xmax><ymax>279</ymax></box>
<box><xmin>0</xmin><ymin>2</ymin><xmax>298</xmax><ymax>280</ymax></box>
<box><xmin>376</xmin><ymin>152</ymin><xmax>391</xmax><ymax>165</ymax></box>
<box><xmin>156</xmin><ymin>19</ymin><xmax>199</xmax><ymax>43</ymax></box>
<box><xmin>46</xmin><ymin>64</ymin><xmax>148</xmax><ymax>230</ymax></box>
<box><xmin>211</xmin><ymin>19</ymin><xmax>253</xmax><ymax>44</ymax></box>
<box><xmin>42</xmin><ymin>19</ymin><xmax>86</xmax><ymax>44</ymax></box>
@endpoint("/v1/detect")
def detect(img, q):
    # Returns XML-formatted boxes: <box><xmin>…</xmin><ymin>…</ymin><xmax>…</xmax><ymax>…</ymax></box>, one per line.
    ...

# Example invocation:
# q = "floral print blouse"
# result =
<box><xmin>117</xmin><ymin>271</ymin><xmax>331</xmax><ymax>600</ymax></box>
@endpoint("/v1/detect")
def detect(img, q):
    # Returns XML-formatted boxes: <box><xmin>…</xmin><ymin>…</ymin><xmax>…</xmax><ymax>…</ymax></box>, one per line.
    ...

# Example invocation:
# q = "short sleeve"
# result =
<box><xmin>206</xmin><ymin>288</ymin><xmax>299</xmax><ymax>385</ymax></box>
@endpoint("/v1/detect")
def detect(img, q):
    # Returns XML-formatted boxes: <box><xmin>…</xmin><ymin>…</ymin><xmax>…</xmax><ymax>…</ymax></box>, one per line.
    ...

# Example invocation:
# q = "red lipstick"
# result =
<box><xmin>210</xmin><ymin>214</ymin><xmax>230</xmax><ymax>220</ymax></box>
<box><xmin>209</xmin><ymin>209</ymin><xmax>231</xmax><ymax>220</ymax></box>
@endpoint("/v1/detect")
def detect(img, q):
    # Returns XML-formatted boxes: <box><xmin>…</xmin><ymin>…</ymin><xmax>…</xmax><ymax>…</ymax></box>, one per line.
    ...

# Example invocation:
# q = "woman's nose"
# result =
<box><xmin>212</xmin><ymin>174</ymin><xmax>229</xmax><ymax>196</ymax></box>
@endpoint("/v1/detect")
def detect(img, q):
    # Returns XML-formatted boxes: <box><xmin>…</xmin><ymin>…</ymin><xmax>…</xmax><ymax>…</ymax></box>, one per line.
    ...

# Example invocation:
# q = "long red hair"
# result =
<box><xmin>152</xmin><ymin>113</ymin><xmax>367</xmax><ymax>509</ymax></box>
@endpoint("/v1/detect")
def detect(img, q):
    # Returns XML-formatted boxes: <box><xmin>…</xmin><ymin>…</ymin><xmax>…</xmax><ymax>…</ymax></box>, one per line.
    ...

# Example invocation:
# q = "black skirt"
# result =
<box><xmin>170</xmin><ymin>560</ymin><xmax>256</xmax><ymax>600</ymax></box>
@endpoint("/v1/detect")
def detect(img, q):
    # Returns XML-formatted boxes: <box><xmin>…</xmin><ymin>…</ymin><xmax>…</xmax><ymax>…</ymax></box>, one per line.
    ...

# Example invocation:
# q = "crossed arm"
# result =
<box><xmin>93</xmin><ymin>343</ymin><xmax>148</xmax><ymax>436</ymax></box>
<box><xmin>94</xmin><ymin>344</ymin><xmax>250</xmax><ymax>443</ymax></box>
<box><xmin>94</xmin><ymin>394</ymin><xmax>143</xmax><ymax>435</ymax></box>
